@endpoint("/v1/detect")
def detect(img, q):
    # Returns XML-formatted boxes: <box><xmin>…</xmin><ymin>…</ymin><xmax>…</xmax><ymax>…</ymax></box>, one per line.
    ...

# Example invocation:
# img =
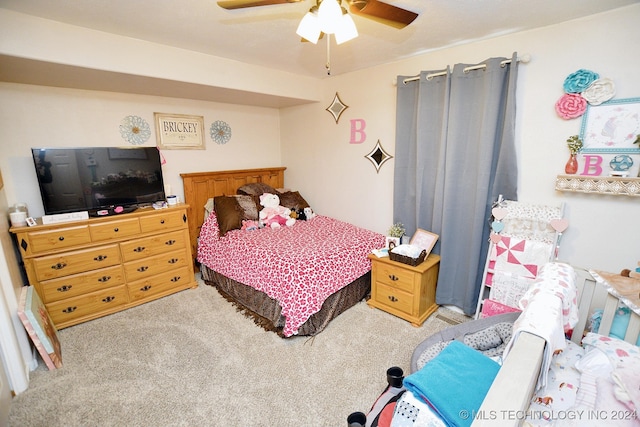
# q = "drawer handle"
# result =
<box><xmin>388</xmin><ymin>295</ymin><xmax>398</xmax><ymax>303</ymax></box>
<box><xmin>58</xmin><ymin>236</ymin><xmax>65</xmax><ymax>241</ymax></box>
<box><xmin>140</xmin><ymin>285</ymin><xmax>152</xmax><ymax>292</ymax></box>
<box><xmin>57</xmin><ymin>285</ymin><xmax>72</xmax><ymax>292</ymax></box>
<box><xmin>168</xmin><ymin>258</ymin><xmax>179</xmax><ymax>264</ymax></box>
<box><xmin>51</xmin><ymin>262</ymin><xmax>67</xmax><ymax>270</ymax></box>
<box><xmin>170</xmin><ymin>276</ymin><xmax>181</xmax><ymax>282</ymax></box>
<box><xmin>94</xmin><ymin>255</ymin><xmax>108</xmax><ymax>261</ymax></box>
<box><xmin>133</xmin><ymin>246</ymin><xmax>146</xmax><ymax>253</ymax></box>
<box><xmin>97</xmin><ymin>276</ymin><xmax>111</xmax><ymax>283</ymax></box>
<box><xmin>160</xmin><ymin>219</ymin><xmax>165</xmax><ymax>224</ymax></box>
<box><xmin>62</xmin><ymin>306</ymin><xmax>77</xmax><ymax>313</ymax></box>
<box><xmin>113</xmin><ymin>227</ymin><xmax>119</xmax><ymax>232</ymax></box>
<box><xmin>137</xmin><ymin>266</ymin><xmax>149</xmax><ymax>272</ymax></box>
<box><xmin>388</xmin><ymin>274</ymin><xmax>399</xmax><ymax>281</ymax></box>
<box><xmin>165</xmin><ymin>240</ymin><xmax>176</xmax><ymax>246</ymax></box>
<box><xmin>102</xmin><ymin>296</ymin><xmax>116</xmax><ymax>303</ymax></box>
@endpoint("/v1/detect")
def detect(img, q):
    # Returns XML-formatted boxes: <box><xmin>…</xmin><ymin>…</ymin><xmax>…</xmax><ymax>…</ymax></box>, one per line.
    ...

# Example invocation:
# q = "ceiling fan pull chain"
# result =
<box><xmin>326</xmin><ymin>34</ymin><xmax>331</xmax><ymax>75</ymax></box>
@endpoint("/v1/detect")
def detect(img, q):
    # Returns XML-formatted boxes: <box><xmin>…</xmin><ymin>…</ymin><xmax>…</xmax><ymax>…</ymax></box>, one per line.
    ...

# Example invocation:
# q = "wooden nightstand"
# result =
<box><xmin>367</xmin><ymin>253</ymin><xmax>440</xmax><ymax>326</ymax></box>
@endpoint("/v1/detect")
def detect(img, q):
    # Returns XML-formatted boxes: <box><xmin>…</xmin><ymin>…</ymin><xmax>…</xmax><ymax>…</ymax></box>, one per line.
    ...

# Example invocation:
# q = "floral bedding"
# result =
<box><xmin>197</xmin><ymin>212</ymin><xmax>385</xmax><ymax>336</ymax></box>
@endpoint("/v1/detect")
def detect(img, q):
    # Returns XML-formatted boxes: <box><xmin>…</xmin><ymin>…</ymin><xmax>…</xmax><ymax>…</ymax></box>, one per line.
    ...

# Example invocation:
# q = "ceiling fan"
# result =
<box><xmin>216</xmin><ymin>0</ymin><xmax>419</xmax><ymax>30</ymax></box>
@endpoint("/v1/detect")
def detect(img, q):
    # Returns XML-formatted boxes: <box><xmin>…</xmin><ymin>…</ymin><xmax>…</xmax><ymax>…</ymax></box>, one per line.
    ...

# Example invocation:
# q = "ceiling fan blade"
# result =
<box><xmin>217</xmin><ymin>0</ymin><xmax>303</xmax><ymax>10</ymax></box>
<box><xmin>348</xmin><ymin>0</ymin><xmax>418</xmax><ymax>29</ymax></box>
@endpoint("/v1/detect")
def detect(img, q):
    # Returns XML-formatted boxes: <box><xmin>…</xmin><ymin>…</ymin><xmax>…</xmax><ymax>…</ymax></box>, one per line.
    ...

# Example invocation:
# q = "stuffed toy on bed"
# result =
<box><xmin>259</xmin><ymin>193</ymin><xmax>296</xmax><ymax>229</ymax></box>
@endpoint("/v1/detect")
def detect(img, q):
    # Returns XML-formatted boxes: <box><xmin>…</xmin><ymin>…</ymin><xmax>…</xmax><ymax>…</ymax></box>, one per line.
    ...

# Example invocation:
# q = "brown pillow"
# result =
<box><xmin>214</xmin><ymin>195</ymin><xmax>259</xmax><ymax>235</ymax></box>
<box><xmin>277</xmin><ymin>191</ymin><xmax>310</xmax><ymax>210</ymax></box>
<box><xmin>237</xmin><ymin>182</ymin><xmax>277</xmax><ymax>196</ymax></box>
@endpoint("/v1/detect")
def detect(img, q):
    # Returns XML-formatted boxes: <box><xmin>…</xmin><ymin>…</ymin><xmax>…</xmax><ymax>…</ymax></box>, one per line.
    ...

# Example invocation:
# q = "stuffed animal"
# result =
<box><xmin>259</xmin><ymin>193</ymin><xmax>296</xmax><ymax>229</ymax></box>
<box><xmin>303</xmin><ymin>207</ymin><xmax>316</xmax><ymax>220</ymax></box>
<box><xmin>241</xmin><ymin>219</ymin><xmax>260</xmax><ymax>231</ymax></box>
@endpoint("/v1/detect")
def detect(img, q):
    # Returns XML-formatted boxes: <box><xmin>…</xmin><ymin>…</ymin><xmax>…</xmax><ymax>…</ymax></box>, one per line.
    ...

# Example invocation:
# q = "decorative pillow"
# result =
<box><xmin>237</xmin><ymin>182</ymin><xmax>277</xmax><ymax>196</ymax></box>
<box><xmin>463</xmin><ymin>326</ymin><xmax>503</xmax><ymax>351</ymax></box>
<box><xmin>277</xmin><ymin>191</ymin><xmax>310</xmax><ymax>210</ymax></box>
<box><xmin>213</xmin><ymin>195</ymin><xmax>259</xmax><ymax>236</ymax></box>
<box><xmin>416</xmin><ymin>341</ymin><xmax>453</xmax><ymax>370</ymax></box>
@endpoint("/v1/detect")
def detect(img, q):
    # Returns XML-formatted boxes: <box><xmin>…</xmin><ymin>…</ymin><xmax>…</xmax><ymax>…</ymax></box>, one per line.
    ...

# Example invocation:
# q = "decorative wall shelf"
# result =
<box><xmin>555</xmin><ymin>175</ymin><xmax>640</xmax><ymax>197</ymax></box>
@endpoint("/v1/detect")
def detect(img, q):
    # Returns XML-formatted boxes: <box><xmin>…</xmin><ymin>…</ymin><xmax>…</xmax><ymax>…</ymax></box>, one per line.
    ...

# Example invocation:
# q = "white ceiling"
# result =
<box><xmin>1</xmin><ymin>0</ymin><xmax>638</xmax><ymax>78</ymax></box>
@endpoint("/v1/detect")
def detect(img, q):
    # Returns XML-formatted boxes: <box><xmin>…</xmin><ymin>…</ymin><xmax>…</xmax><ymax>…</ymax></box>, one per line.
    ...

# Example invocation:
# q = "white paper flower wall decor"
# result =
<box><xmin>554</xmin><ymin>69</ymin><xmax>616</xmax><ymax>120</ymax></box>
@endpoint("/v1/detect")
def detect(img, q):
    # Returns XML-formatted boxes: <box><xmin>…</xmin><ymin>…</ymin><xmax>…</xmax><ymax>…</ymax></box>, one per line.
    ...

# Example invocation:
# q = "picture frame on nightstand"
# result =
<box><xmin>410</xmin><ymin>229</ymin><xmax>439</xmax><ymax>257</ymax></box>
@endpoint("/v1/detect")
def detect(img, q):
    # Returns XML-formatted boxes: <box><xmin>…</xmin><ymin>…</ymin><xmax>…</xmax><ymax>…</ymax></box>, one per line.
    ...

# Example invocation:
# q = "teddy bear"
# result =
<box><xmin>259</xmin><ymin>193</ymin><xmax>296</xmax><ymax>229</ymax></box>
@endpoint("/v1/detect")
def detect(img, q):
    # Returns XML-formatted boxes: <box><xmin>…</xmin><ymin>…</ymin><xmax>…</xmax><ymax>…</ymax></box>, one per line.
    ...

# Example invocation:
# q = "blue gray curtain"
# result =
<box><xmin>393</xmin><ymin>54</ymin><xmax>519</xmax><ymax>315</ymax></box>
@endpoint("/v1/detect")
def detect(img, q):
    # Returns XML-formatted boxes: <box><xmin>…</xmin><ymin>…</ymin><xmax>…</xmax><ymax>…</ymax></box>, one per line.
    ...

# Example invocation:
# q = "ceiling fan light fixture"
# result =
<box><xmin>317</xmin><ymin>0</ymin><xmax>341</xmax><ymax>34</ymax></box>
<box><xmin>296</xmin><ymin>10</ymin><xmax>321</xmax><ymax>43</ymax></box>
<box><xmin>334</xmin><ymin>13</ymin><xmax>358</xmax><ymax>44</ymax></box>
<box><xmin>297</xmin><ymin>0</ymin><xmax>357</xmax><ymax>45</ymax></box>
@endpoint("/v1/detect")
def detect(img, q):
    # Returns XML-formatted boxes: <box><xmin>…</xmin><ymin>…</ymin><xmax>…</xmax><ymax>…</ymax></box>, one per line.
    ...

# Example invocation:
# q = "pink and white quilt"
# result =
<box><xmin>197</xmin><ymin>213</ymin><xmax>385</xmax><ymax>336</ymax></box>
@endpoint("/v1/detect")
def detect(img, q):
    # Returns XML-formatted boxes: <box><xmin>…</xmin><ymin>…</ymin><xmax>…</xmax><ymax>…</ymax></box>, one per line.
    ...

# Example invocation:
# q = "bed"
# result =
<box><xmin>181</xmin><ymin>167</ymin><xmax>386</xmax><ymax>337</ymax></box>
<box><xmin>362</xmin><ymin>263</ymin><xmax>640</xmax><ymax>427</ymax></box>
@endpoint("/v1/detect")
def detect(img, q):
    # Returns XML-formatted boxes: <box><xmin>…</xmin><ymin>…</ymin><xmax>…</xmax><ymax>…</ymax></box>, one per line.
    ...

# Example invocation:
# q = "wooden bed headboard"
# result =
<box><xmin>180</xmin><ymin>167</ymin><xmax>286</xmax><ymax>265</ymax></box>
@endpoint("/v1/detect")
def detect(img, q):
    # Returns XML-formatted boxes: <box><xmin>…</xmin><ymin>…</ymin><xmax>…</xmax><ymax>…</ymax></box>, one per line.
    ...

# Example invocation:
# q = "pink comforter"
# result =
<box><xmin>197</xmin><ymin>213</ymin><xmax>385</xmax><ymax>336</ymax></box>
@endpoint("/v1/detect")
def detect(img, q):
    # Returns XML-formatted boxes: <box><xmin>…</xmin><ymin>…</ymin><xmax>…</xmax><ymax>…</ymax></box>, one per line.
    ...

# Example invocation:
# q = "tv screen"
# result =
<box><xmin>31</xmin><ymin>147</ymin><xmax>166</xmax><ymax>215</ymax></box>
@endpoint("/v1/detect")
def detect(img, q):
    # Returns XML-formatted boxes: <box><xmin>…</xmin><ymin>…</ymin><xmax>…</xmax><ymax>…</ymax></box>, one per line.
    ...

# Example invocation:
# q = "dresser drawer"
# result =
<box><xmin>119</xmin><ymin>230</ymin><xmax>186</xmax><ymax>262</ymax></box>
<box><xmin>40</xmin><ymin>265</ymin><xmax>125</xmax><ymax>303</ymax></box>
<box><xmin>127</xmin><ymin>266</ymin><xmax>191</xmax><ymax>302</ymax></box>
<box><xmin>26</xmin><ymin>225</ymin><xmax>91</xmax><ymax>254</ymax></box>
<box><xmin>374</xmin><ymin>282</ymin><xmax>414</xmax><ymax>316</ymax></box>
<box><xmin>33</xmin><ymin>244</ymin><xmax>121</xmax><ymax>281</ymax></box>
<box><xmin>123</xmin><ymin>249</ymin><xmax>188</xmax><ymax>282</ymax></box>
<box><xmin>89</xmin><ymin>218</ymin><xmax>141</xmax><ymax>242</ymax></box>
<box><xmin>139</xmin><ymin>210</ymin><xmax>186</xmax><ymax>233</ymax></box>
<box><xmin>375</xmin><ymin>264</ymin><xmax>416</xmax><ymax>294</ymax></box>
<box><xmin>47</xmin><ymin>285</ymin><xmax>128</xmax><ymax>326</ymax></box>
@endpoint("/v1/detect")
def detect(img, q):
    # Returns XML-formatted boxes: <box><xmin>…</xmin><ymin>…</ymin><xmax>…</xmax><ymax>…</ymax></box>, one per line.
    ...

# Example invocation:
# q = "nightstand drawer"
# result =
<box><xmin>47</xmin><ymin>285</ymin><xmax>128</xmax><ymax>326</ymax></box>
<box><xmin>374</xmin><ymin>282</ymin><xmax>414</xmax><ymax>316</ymax></box>
<box><xmin>120</xmin><ymin>230</ymin><xmax>186</xmax><ymax>262</ymax></box>
<box><xmin>89</xmin><ymin>218</ymin><xmax>141</xmax><ymax>242</ymax></box>
<box><xmin>40</xmin><ymin>265</ymin><xmax>125</xmax><ymax>303</ymax></box>
<box><xmin>376</xmin><ymin>264</ymin><xmax>416</xmax><ymax>293</ymax></box>
<box><xmin>33</xmin><ymin>244</ymin><xmax>121</xmax><ymax>281</ymax></box>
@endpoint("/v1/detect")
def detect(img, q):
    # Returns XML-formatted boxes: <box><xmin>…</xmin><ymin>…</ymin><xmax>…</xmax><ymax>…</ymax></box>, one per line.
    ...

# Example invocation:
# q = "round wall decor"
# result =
<box><xmin>119</xmin><ymin>115</ymin><xmax>151</xmax><ymax>145</ymax></box>
<box><xmin>210</xmin><ymin>120</ymin><xmax>232</xmax><ymax>144</ymax></box>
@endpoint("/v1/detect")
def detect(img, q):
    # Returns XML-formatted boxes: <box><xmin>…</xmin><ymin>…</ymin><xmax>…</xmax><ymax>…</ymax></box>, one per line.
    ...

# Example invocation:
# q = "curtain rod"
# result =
<box><xmin>401</xmin><ymin>53</ymin><xmax>531</xmax><ymax>85</ymax></box>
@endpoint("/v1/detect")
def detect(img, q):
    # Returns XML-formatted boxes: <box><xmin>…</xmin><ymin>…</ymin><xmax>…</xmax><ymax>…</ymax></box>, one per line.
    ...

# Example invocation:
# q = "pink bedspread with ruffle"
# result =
<box><xmin>197</xmin><ymin>213</ymin><xmax>385</xmax><ymax>336</ymax></box>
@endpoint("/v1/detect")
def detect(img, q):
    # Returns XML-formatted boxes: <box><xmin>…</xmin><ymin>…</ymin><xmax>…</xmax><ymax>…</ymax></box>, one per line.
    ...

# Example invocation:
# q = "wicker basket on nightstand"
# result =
<box><xmin>388</xmin><ymin>242</ymin><xmax>427</xmax><ymax>266</ymax></box>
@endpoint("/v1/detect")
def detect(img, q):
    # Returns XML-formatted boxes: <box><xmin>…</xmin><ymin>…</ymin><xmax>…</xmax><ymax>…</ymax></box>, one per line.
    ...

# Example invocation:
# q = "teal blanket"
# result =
<box><xmin>403</xmin><ymin>341</ymin><xmax>500</xmax><ymax>427</ymax></box>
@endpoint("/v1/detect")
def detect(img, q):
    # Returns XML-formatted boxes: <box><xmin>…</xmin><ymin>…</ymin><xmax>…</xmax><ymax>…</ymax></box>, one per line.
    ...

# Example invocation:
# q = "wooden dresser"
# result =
<box><xmin>367</xmin><ymin>253</ymin><xmax>440</xmax><ymax>326</ymax></box>
<box><xmin>10</xmin><ymin>204</ymin><xmax>197</xmax><ymax>329</ymax></box>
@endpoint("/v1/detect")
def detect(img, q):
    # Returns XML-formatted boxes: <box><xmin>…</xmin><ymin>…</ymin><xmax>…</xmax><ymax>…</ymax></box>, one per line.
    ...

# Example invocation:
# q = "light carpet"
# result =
<box><xmin>8</xmin><ymin>275</ymin><xmax>469</xmax><ymax>427</ymax></box>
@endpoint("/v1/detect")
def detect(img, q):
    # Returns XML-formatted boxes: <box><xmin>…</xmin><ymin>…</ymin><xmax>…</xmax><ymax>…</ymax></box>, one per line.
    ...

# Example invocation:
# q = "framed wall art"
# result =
<box><xmin>580</xmin><ymin>97</ymin><xmax>640</xmax><ymax>154</ymax></box>
<box><xmin>155</xmin><ymin>113</ymin><xmax>205</xmax><ymax>150</ymax></box>
<box><xmin>410</xmin><ymin>229</ymin><xmax>439</xmax><ymax>257</ymax></box>
<box><xmin>18</xmin><ymin>286</ymin><xmax>62</xmax><ymax>370</ymax></box>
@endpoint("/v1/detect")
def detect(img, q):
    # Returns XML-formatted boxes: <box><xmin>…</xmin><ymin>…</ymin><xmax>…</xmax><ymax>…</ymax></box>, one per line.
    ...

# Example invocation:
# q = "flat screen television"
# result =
<box><xmin>31</xmin><ymin>147</ymin><xmax>166</xmax><ymax>216</ymax></box>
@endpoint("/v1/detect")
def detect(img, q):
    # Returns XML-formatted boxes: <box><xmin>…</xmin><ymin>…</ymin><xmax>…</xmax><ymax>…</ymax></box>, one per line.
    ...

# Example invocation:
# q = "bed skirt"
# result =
<box><xmin>200</xmin><ymin>265</ymin><xmax>371</xmax><ymax>337</ymax></box>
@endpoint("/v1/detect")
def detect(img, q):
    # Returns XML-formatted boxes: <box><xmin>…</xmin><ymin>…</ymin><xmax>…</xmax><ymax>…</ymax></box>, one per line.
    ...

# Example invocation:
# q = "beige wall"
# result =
<box><xmin>0</xmin><ymin>5</ymin><xmax>638</xmax><ymax>277</ymax></box>
<box><xmin>281</xmin><ymin>5</ymin><xmax>640</xmax><ymax>273</ymax></box>
<box><xmin>0</xmin><ymin>84</ymin><xmax>283</xmax><ymax>214</ymax></box>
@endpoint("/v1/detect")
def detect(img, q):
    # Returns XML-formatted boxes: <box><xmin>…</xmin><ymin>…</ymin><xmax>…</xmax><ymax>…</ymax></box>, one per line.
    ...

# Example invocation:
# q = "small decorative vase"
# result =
<box><xmin>564</xmin><ymin>154</ymin><xmax>578</xmax><ymax>174</ymax></box>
